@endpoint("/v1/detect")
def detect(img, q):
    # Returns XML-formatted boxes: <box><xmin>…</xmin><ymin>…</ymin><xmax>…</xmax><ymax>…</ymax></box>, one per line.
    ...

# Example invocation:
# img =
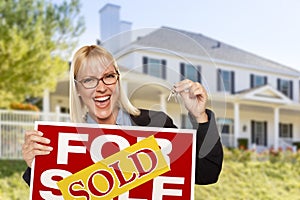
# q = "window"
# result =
<box><xmin>217</xmin><ymin>118</ymin><xmax>233</xmax><ymax>134</ymax></box>
<box><xmin>279</xmin><ymin>123</ymin><xmax>293</xmax><ymax>138</ymax></box>
<box><xmin>251</xmin><ymin>121</ymin><xmax>267</xmax><ymax>146</ymax></box>
<box><xmin>217</xmin><ymin>69</ymin><xmax>235</xmax><ymax>93</ymax></box>
<box><xmin>60</xmin><ymin>107</ymin><xmax>70</xmax><ymax>113</ymax></box>
<box><xmin>180</xmin><ymin>63</ymin><xmax>201</xmax><ymax>83</ymax></box>
<box><xmin>181</xmin><ymin>114</ymin><xmax>193</xmax><ymax>129</ymax></box>
<box><xmin>277</xmin><ymin>79</ymin><xmax>293</xmax><ymax>99</ymax></box>
<box><xmin>142</xmin><ymin>57</ymin><xmax>166</xmax><ymax>79</ymax></box>
<box><xmin>250</xmin><ymin>74</ymin><xmax>267</xmax><ymax>88</ymax></box>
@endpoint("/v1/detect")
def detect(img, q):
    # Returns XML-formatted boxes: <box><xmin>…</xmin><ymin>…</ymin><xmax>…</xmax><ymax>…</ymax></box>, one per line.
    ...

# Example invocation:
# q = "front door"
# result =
<box><xmin>251</xmin><ymin>121</ymin><xmax>267</xmax><ymax>146</ymax></box>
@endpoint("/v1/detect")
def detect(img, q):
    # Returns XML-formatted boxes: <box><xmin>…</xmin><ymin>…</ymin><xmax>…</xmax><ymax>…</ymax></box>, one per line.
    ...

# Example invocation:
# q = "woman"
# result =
<box><xmin>22</xmin><ymin>45</ymin><xmax>223</xmax><ymax>185</ymax></box>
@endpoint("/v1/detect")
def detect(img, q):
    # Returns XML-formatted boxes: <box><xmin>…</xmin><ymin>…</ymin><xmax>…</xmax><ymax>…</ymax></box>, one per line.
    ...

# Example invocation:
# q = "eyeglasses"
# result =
<box><xmin>75</xmin><ymin>72</ymin><xmax>119</xmax><ymax>89</ymax></box>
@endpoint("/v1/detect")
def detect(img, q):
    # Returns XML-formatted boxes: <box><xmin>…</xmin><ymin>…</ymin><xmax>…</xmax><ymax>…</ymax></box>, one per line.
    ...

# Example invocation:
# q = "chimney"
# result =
<box><xmin>99</xmin><ymin>4</ymin><xmax>132</xmax><ymax>52</ymax></box>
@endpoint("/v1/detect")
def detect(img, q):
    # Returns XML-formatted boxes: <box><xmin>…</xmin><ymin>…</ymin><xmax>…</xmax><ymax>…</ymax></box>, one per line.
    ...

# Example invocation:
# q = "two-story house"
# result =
<box><xmin>49</xmin><ymin>4</ymin><xmax>300</xmax><ymax>151</ymax></box>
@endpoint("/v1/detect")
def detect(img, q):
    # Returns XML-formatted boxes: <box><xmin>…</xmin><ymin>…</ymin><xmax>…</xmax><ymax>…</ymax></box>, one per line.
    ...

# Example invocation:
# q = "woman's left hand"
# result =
<box><xmin>174</xmin><ymin>79</ymin><xmax>208</xmax><ymax>123</ymax></box>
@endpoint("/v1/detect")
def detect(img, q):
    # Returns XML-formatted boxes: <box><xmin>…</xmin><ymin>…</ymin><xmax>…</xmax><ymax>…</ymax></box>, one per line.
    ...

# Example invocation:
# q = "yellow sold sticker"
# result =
<box><xmin>57</xmin><ymin>135</ymin><xmax>170</xmax><ymax>199</ymax></box>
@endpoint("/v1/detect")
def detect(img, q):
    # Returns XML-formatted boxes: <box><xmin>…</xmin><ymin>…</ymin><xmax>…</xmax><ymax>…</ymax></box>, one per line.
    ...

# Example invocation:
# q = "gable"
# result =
<box><xmin>255</xmin><ymin>89</ymin><xmax>283</xmax><ymax>99</ymax></box>
<box><xmin>237</xmin><ymin>85</ymin><xmax>292</xmax><ymax>104</ymax></box>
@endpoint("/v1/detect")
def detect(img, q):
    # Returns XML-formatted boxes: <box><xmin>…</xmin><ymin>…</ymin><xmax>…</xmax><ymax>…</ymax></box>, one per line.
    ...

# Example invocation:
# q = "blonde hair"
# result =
<box><xmin>69</xmin><ymin>45</ymin><xmax>140</xmax><ymax>123</ymax></box>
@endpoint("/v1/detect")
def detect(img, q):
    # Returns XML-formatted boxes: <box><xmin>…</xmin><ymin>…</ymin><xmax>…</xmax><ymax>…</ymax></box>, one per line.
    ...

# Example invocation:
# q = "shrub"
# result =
<box><xmin>10</xmin><ymin>102</ymin><xmax>39</xmax><ymax>111</ymax></box>
<box><xmin>237</xmin><ymin>138</ymin><xmax>248</xmax><ymax>150</ymax></box>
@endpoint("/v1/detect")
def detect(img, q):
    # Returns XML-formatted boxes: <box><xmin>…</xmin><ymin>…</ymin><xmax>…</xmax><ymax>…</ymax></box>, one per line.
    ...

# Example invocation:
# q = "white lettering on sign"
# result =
<box><xmin>152</xmin><ymin>176</ymin><xmax>185</xmax><ymax>199</ymax></box>
<box><xmin>39</xmin><ymin>169</ymin><xmax>71</xmax><ymax>199</ymax></box>
<box><xmin>56</xmin><ymin>133</ymin><xmax>172</xmax><ymax>167</ymax></box>
<box><xmin>57</xmin><ymin>133</ymin><xmax>89</xmax><ymax>164</ymax></box>
<box><xmin>33</xmin><ymin>128</ymin><xmax>194</xmax><ymax>200</ymax></box>
<box><xmin>90</xmin><ymin>135</ymin><xmax>130</xmax><ymax>162</ymax></box>
<box><xmin>117</xmin><ymin>176</ymin><xmax>185</xmax><ymax>200</ymax></box>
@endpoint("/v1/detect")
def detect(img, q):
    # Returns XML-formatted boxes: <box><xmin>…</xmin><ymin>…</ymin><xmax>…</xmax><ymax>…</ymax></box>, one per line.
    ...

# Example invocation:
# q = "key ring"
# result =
<box><xmin>167</xmin><ymin>87</ymin><xmax>190</xmax><ymax>102</ymax></box>
<box><xmin>167</xmin><ymin>88</ymin><xmax>178</xmax><ymax>102</ymax></box>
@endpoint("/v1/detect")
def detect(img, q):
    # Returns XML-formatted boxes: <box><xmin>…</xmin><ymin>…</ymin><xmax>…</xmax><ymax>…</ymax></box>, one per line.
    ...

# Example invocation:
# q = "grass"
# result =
<box><xmin>1</xmin><ymin>148</ymin><xmax>300</xmax><ymax>199</ymax></box>
<box><xmin>0</xmin><ymin>160</ymin><xmax>29</xmax><ymax>200</ymax></box>
<box><xmin>195</xmin><ymin>148</ymin><xmax>300</xmax><ymax>200</ymax></box>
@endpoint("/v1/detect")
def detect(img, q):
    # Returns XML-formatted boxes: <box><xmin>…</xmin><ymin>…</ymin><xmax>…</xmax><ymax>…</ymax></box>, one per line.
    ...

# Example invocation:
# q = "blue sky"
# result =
<box><xmin>75</xmin><ymin>0</ymin><xmax>300</xmax><ymax>71</ymax></box>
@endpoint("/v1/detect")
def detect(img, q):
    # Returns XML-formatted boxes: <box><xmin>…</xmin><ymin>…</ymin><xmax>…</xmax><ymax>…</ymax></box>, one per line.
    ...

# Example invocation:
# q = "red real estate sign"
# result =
<box><xmin>30</xmin><ymin>122</ymin><xmax>196</xmax><ymax>200</ymax></box>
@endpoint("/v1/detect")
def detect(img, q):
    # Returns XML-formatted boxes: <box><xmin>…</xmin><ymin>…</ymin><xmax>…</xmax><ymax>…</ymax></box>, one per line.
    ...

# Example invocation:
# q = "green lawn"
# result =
<box><xmin>195</xmin><ymin>148</ymin><xmax>300</xmax><ymax>200</ymax></box>
<box><xmin>0</xmin><ymin>160</ymin><xmax>29</xmax><ymax>200</ymax></box>
<box><xmin>1</xmin><ymin>148</ymin><xmax>300</xmax><ymax>200</ymax></box>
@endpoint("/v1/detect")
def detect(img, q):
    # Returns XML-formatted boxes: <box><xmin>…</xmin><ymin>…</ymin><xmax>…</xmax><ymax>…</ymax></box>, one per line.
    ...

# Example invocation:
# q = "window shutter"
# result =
<box><xmin>197</xmin><ymin>65</ymin><xmax>201</xmax><ymax>83</ymax></box>
<box><xmin>279</xmin><ymin>123</ymin><xmax>282</xmax><ymax>137</ymax></box>
<box><xmin>289</xmin><ymin>124</ymin><xmax>293</xmax><ymax>138</ymax></box>
<box><xmin>217</xmin><ymin>69</ymin><xmax>222</xmax><ymax>91</ymax></box>
<box><xmin>251</xmin><ymin>120</ymin><xmax>255</xmax><ymax>144</ymax></box>
<box><xmin>250</xmin><ymin>74</ymin><xmax>254</xmax><ymax>88</ymax></box>
<box><xmin>161</xmin><ymin>59</ymin><xmax>166</xmax><ymax>79</ymax></box>
<box><xmin>180</xmin><ymin>63</ymin><xmax>185</xmax><ymax>80</ymax></box>
<box><xmin>289</xmin><ymin>80</ymin><xmax>293</xmax><ymax>99</ymax></box>
<box><xmin>142</xmin><ymin>57</ymin><xmax>148</xmax><ymax>74</ymax></box>
<box><xmin>277</xmin><ymin>78</ymin><xmax>281</xmax><ymax>90</ymax></box>
<box><xmin>264</xmin><ymin>121</ymin><xmax>267</xmax><ymax>146</ymax></box>
<box><xmin>264</xmin><ymin>76</ymin><xmax>268</xmax><ymax>85</ymax></box>
<box><xmin>231</xmin><ymin>71</ymin><xmax>235</xmax><ymax>94</ymax></box>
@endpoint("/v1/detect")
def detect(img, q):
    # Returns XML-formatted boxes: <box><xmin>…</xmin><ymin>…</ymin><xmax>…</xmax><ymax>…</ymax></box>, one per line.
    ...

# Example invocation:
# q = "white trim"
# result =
<box><xmin>234</xmin><ymin>103</ymin><xmax>240</xmax><ymax>147</ymax></box>
<box><xmin>34</xmin><ymin>121</ymin><xmax>196</xmax><ymax>135</ymax></box>
<box><xmin>43</xmin><ymin>89</ymin><xmax>50</xmax><ymax>120</ymax></box>
<box><xmin>273</xmin><ymin>107</ymin><xmax>279</xmax><ymax>150</ymax></box>
<box><xmin>237</xmin><ymin>85</ymin><xmax>293</xmax><ymax>105</ymax></box>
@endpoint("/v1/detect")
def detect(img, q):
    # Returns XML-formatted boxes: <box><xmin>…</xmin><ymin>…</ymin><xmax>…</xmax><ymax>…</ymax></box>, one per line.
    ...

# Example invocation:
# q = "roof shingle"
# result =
<box><xmin>132</xmin><ymin>27</ymin><xmax>300</xmax><ymax>76</ymax></box>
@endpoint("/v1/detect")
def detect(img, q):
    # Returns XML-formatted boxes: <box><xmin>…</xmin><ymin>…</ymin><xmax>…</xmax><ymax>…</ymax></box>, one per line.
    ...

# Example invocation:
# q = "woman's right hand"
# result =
<box><xmin>22</xmin><ymin>130</ymin><xmax>53</xmax><ymax>167</ymax></box>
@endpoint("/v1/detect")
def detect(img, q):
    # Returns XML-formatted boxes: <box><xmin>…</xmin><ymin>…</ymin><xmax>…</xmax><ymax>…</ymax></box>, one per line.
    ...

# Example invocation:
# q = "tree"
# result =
<box><xmin>0</xmin><ymin>0</ymin><xmax>85</xmax><ymax>108</ymax></box>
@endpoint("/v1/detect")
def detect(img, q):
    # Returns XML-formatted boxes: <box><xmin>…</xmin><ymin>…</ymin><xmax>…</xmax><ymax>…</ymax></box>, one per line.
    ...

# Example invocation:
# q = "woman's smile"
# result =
<box><xmin>94</xmin><ymin>95</ymin><xmax>111</xmax><ymax>108</ymax></box>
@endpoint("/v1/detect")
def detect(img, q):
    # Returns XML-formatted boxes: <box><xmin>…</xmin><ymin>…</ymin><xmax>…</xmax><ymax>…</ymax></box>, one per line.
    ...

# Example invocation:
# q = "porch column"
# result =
<box><xmin>234</xmin><ymin>103</ymin><xmax>240</xmax><ymax>148</ymax></box>
<box><xmin>159</xmin><ymin>93</ymin><xmax>167</xmax><ymax>112</ymax></box>
<box><xmin>273</xmin><ymin>107</ymin><xmax>279</xmax><ymax>150</ymax></box>
<box><xmin>43</xmin><ymin>89</ymin><xmax>50</xmax><ymax>120</ymax></box>
<box><xmin>55</xmin><ymin>105</ymin><xmax>61</xmax><ymax>121</ymax></box>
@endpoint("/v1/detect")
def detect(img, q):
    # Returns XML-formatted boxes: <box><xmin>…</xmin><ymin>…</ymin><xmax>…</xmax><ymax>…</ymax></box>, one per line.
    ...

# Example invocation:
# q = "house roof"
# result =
<box><xmin>130</xmin><ymin>27</ymin><xmax>300</xmax><ymax>77</ymax></box>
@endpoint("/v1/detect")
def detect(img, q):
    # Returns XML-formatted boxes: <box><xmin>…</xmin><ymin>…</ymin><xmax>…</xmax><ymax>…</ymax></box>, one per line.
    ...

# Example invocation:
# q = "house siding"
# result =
<box><xmin>50</xmin><ymin>27</ymin><xmax>300</xmax><ymax>150</ymax></box>
<box><xmin>117</xmin><ymin>47</ymin><xmax>300</xmax><ymax>149</ymax></box>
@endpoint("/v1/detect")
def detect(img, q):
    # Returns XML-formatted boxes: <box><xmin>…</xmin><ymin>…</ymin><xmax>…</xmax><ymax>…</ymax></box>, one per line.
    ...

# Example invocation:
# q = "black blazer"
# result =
<box><xmin>23</xmin><ymin>109</ymin><xmax>223</xmax><ymax>185</ymax></box>
<box><xmin>130</xmin><ymin>109</ymin><xmax>223</xmax><ymax>185</ymax></box>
